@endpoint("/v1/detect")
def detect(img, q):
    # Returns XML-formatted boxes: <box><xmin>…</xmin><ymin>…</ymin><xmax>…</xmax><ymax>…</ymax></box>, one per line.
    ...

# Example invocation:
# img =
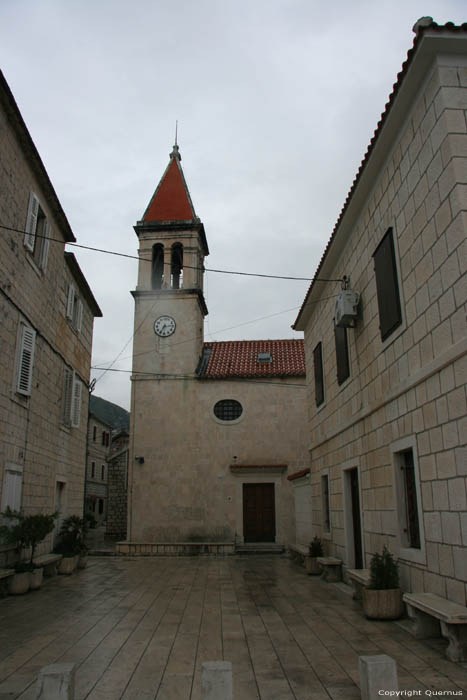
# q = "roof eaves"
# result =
<box><xmin>0</xmin><ymin>70</ymin><xmax>76</xmax><ymax>244</ymax></box>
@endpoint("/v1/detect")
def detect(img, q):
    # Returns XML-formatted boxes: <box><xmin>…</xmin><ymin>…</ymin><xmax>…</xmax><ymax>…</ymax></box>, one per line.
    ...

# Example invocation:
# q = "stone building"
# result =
<box><xmin>85</xmin><ymin>414</ymin><xmax>112</xmax><ymax>524</ymax></box>
<box><xmin>106</xmin><ymin>428</ymin><xmax>129</xmax><ymax>540</ymax></box>
<box><xmin>121</xmin><ymin>145</ymin><xmax>309</xmax><ymax>554</ymax></box>
<box><xmin>294</xmin><ymin>20</ymin><xmax>467</xmax><ymax>603</ymax></box>
<box><xmin>0</xmin><ymin>70</ymin><xmax>101</xmax><ymax>565</ymax></box>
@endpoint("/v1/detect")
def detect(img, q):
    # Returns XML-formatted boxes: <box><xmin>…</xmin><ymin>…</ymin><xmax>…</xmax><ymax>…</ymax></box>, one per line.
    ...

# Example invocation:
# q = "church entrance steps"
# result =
<box><xmin>116</xmin><ymin>541</ymin><xmax>235</xmax><ymax>556</ymax></box>
<box><xmin>235</xmin><ymin>542</ymin><xmax>284</xmax><ymax>555</ymax></box>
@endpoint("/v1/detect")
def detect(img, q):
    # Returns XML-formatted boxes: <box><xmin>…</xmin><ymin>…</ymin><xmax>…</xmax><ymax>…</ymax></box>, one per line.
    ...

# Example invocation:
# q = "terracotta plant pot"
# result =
<box><xmin>362</xmin><ymin>588</ymin><xmax>403</xmax><ymax>620</ymax></box>
<box><xmin>57</xmin><ymin>555</ymin><xmax>78</xmax><ymax>575</ymax></box>
<box><xmin>29</xmin><ymin>568</ymin><xmax>43</xmax><ymax>590</ymax></box>
<box><xmin>8</xmin><ymin>571</ymin><xmax>30</xmax><ymax>595</ymax></box>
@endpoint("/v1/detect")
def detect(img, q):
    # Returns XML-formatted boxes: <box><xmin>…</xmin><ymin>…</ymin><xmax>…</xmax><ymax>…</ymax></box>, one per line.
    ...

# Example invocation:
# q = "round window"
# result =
<box><xmin>213</xmin><ymin>399</ymin><xmax>243</xmax><ymax>421</ymax></box>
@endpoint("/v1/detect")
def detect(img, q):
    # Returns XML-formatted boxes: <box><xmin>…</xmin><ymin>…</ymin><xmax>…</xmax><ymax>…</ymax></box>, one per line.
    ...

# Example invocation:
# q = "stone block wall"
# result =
<box><xmin>106</xmin><ymin>449</ymin><xmax>128</xmax><ymax>540</ymax></box>
<box><xmin>301</xmin><ymin>53</ymin><xmax>467</xmax><ymax>603</ymax></box>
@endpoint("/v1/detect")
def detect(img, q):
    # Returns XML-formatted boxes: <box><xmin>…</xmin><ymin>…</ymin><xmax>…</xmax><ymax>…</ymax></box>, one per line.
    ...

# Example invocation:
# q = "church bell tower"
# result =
<box><xmin>131</xmin><ymin>144</ymin><xmax>209</xmax><ymax>377</ymax></box>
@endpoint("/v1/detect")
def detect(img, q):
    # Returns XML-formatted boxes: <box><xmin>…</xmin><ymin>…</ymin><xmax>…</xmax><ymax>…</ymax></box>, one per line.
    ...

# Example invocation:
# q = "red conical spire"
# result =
<box><xmin>142</xmin><ymin>144</ymin><xmax>197</xmax><ymax>223</ymax></box>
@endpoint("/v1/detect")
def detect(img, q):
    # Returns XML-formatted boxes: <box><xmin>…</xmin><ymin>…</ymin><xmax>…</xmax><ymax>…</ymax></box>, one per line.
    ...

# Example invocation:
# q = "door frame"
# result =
<box><xmin>243</xmin><ymin>482</ymin><xmax>276</xmax><ymax>543</ymax></box>
<box><xmin>341</xmin><ymin>460</ymin><xmax>364</xmax><ymax>568</ymax></box>
<box><xmin>231</xmin><ymin>468</ymin><xmax>285</xmax><ymax>544</ymax></box>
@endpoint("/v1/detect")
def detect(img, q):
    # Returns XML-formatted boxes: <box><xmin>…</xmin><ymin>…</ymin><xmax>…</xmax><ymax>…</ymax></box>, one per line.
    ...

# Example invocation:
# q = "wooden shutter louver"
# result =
<box><xmin>24</xmin><ymin>193</ymin><xmax>39</xmax><ymax>252</ymax></box>
<box><xmin>313</xmin><ymin>342</ymin><xmax>324</xmax><ymax>407</ymax></box>
<box><xmin>1</xmin><ymin>469</ymin><xmax>23</xmax><ymax>513</ymax></box>
<box><xmin>40</xmin><ymin>221</ymin><xmax>51</xmax><ymax>271</ymax></box>
<box><xmin>63</xmin><ymin>367</ymin><xmax>73</xmax><ymax>426</ymax></box>
<box><xmin>66</xmin><ymin>285</ymin><xmax>75</xmax><ymax>320</ymax></box>
<box><xmin>16</xmin><ymin>325</ymin><xmax>36</xmax><ymax>396</ymax></box>
<box><xmin>373</xmin><ymin>228</ymin><xmax>402</xmax><ymax>341</ymax></box>
<box><xmin>334</xmin><ymin>325</ymin><xmax>350</xmax><ymax>385</ymax></box>
<box><xmin>71</xmin><ymin>375</ymin><xmax>82</xmax><ymax>428</ymax></box>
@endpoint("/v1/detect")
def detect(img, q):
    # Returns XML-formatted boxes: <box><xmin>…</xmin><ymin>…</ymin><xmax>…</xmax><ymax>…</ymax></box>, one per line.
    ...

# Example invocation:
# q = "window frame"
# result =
<box><xmin>321</xmin><ymin>472</ymin><xmax>331</xmax><ymax>536</ymax></box>
<box><xmin>373</xmin><ymin>227</ymin><xmax>403</xmax><ymax>342</ymax></box>
<box><xmin>391</xmin><ymin>436</ymin><xmax>426</xmax><ymax>565</ymax></box>
<box><xmin>334</xmin><ymin>324</ymin><xmax>350</xmax><ymax>386</ymax></box>
<box><xmin>62</xmin><ymin>367</ymin><xmax>83</xmax><ymax>428</ymax></box>
<box><xmin>1</xmin><ymin>464</ymin><xmax>23</xmax><ymax>514</ymax></box>
<box><xmin>213</xmin><ymin>399</ymin><xmax>243</xmax><ymax>424</ymax></box>
<box><xmin>66</xmin><ymin>284</ymin><xmax>83</xmax><ymax>333</ymax></box>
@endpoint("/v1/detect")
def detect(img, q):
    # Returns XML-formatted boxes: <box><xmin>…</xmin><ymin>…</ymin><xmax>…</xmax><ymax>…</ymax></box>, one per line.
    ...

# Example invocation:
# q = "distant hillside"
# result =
<box><xmin>89</xmin><ymin>395</ymin><xmax>130</xmax><ymax>430</ymax></box>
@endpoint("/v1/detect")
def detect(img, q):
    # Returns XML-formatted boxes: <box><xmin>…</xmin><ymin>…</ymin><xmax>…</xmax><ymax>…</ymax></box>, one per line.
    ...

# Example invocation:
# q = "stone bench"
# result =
<box><xmin>403</xmin><ymin>592</ymin><xmax>467</xmax><ymax>663</ymax></box>
<box><xmin>347</xmin><ymin>568</ymin><xmax>371</xmax><ymax>600</ymax></box>
<box><xmin>289</xmin><ymin>543</ymin><xmax>310</xmax><ymax>565</ymax></box>
<box><xmin>317</xmin><ymin>557</ymin><xmax>342</xmax><ymax>582</ymax></box>
<box><xmin>33</xmin><ymin>554</ymin><xmax>62</xmax><ymax>577</ymax></box>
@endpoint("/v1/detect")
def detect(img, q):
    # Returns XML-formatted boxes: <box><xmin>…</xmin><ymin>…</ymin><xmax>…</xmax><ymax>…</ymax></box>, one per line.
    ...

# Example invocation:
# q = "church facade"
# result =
<box><xmin>120</xmin><ymin>145</ymin><xmax>309</xmax><ymax>553</ymax></box>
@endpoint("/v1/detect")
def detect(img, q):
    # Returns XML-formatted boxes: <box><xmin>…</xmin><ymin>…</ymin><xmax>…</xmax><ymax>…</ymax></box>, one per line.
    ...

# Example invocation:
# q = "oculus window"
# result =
<box><xmin>214</xmin><ymin>399</ymin><xmax>243</xmax><ymax>421</ymax></box>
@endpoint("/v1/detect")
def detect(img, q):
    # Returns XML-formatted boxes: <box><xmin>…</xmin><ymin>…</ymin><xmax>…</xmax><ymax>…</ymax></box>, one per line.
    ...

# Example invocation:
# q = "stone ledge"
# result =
<box><xmin>116</xmin><ymin>541</ymin><xmax>235</xmax><ymax>556</ymax></box>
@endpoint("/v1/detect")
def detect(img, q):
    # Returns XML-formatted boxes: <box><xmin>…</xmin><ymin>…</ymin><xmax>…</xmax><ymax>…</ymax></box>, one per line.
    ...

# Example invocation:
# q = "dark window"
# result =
<box><xmin>91</xmin><ymin>462</ymin><xmax>95</xmax><ymax>478</ymax></box>
<box><xmin>373</xmin><ymin>228</ymin><xmax>402</xmax><ymax>341</ymax></box>
<box><xmin>214</xmin><ymin>399</ymin><xmax>243</xmax><ymax>421</ymax></box>
<box><xmin>152</xmin><ymin>243</ymin><xmax>164</xmax><ymax>289</ymax></box>
<box><xmin>401</xmin><ymin>450</ymin><xmax>420</xmax><ymax>549</ymax></box>
<box><xmin>98</xmin><ymin>499</ymin><xmax>104</xmax><ymax>515</ymax></box>
<box><xmin>92</xmin><ymin>426</ymin><xmax>97</xmax><ymax>441</ymax></box>
<box><xmin>313</xmin><ymin>342</ymin><xmax>324</xmax><ymax>407</ymax></box>
<box><xmin>101</xmin><ymin>464</ymin><xmax>105</xmax><ymax>481</ymax></box>
<box><xmin>171</xmin><ymin>243</ymin><xmax>183</xmax><ymax>289</ymax></box>
<box><xmin>334</xmin><ymin>325</ymin><xmax>350</xmax><ymax>385</ymax></box>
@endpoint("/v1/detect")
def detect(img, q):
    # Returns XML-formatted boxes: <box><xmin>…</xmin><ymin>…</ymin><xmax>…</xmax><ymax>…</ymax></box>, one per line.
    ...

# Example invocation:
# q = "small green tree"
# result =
<box><xmin>369</xmin><ymin>546</ymin><xmax>399</xmax><ymax>590</ymax></box>
<box><xmin>0</xmin><ymin>508</ymin><xmax>57</xmax><ymax>571</ymax></box>
<box><xmin>54</xmin><ymin>515</ymin><xmax>85</xmax><ymax>556</ymax></box>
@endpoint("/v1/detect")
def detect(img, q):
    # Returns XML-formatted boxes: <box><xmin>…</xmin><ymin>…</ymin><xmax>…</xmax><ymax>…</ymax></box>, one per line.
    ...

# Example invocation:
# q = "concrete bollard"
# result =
<box><xmin>35</xmin><ymin>663</ymin><xmax>76</xmax><ymax>700</ymax></box>
<box><xmin>201</xmin><ymin>661</ymin><xmax>233</xmax><ymax>700</ymax></box>
<box><xmin>359</xmin><ymin>655</ymin><xmax>398</xmax><ymax>700</ymax></box>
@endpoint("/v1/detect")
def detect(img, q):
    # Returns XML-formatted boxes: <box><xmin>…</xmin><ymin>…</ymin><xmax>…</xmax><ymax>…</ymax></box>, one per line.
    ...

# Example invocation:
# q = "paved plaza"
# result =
<box><xmin>0</xmin><ymin>555</ymin><xmax>467</xmax><ymax>699</ymax></box>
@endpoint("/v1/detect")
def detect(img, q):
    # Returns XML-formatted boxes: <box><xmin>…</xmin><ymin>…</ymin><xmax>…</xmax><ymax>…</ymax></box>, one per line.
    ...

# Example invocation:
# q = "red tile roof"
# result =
<box><xmin>287</xmin><ymin>468</ymin><xmax>310</xmax><ymax>481</ymax></box>
<box><xmin>198</xmin><ymin>339</ymin><xmax>305</xmax><ymax>378</ymax></box>
<box><xmin>143</xmin><ymin>146</ymin><xmax>196</xmax><ymax>223</ymax></box>
<box><xmin>294</xmin><ymin>20</ymin><xmax>467</xmax><ymax>329</ymax></box>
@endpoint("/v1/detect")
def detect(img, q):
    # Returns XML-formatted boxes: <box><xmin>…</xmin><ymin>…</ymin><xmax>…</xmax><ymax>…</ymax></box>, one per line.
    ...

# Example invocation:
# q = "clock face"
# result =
<box><xmin>154</xmin><ymin>315</ymin><xmax>176</xmax><ymax>337</ymax></box>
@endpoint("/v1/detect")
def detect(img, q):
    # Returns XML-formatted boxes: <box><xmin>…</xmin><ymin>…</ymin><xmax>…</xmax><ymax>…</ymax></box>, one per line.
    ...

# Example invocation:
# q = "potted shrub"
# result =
<box><xmin>362</xmin><ymin>546</ymin><xmax>403</xmax><ymax>620</ymax></box>
<box><xmin>0</xmin><ymin>508</ymin><xmax>57</xmax><ymax>593</ymax></box>
<box><xmin>307</xmin><ymin>536</ymin><xmax>324</xmax><ymax>575</ymax></box>
<box><xmin>54</xmin><ymin>515</ymin><xmax>85</xmax><ymax>574</ymax></box>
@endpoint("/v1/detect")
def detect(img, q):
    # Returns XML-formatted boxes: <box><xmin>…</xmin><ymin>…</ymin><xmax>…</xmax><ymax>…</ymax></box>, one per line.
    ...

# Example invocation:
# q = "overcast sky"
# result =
<box><xmin>1</xmin><ymin>0</ymin><xmax>465</xmax><ymax>410</ymax></box>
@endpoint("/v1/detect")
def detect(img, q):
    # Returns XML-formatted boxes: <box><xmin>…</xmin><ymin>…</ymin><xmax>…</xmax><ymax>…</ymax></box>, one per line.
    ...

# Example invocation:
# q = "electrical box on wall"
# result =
<box><xmin>334</xmin><ymin>290</ymin><xmax>360</xmax><ymax>327</ymax></box>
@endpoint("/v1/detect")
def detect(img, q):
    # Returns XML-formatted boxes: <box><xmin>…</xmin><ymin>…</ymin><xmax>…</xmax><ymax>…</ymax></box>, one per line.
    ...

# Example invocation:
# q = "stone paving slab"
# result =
<box><xmin>0</xmin><ymin>556</ymin><xmax>466</xmax><ymax>699</ymax></box>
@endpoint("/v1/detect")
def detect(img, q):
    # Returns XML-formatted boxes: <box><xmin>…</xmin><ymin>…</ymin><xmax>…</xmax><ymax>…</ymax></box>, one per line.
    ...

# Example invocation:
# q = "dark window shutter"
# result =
<box><xmin>373</xmin><ymin>228</ymin><xmax>402</xmax><ymax>341</ymax></box>
<box><xmin>313</xmin><ymin>342</ymin><xmax>324</xmax><ymax>407</ymax></box>
<box><xmin>335</xmin><ymin>325</ymin><xmax>350</xmax><ymax>385</ymax></box>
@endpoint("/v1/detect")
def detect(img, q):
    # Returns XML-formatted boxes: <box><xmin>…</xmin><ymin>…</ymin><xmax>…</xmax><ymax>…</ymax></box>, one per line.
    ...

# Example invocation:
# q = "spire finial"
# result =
<box><xmin>170</xmin><ymin>121</ymin><xmax>181</xmax><ymax>160</ymax></box>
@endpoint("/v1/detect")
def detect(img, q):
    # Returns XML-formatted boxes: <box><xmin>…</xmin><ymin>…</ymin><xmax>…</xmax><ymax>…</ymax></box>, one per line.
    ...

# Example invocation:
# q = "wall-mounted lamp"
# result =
<box><xmin>135</xmin><ymin>456</ymin><xmax>145</xmax><ymax>465</ymax></box>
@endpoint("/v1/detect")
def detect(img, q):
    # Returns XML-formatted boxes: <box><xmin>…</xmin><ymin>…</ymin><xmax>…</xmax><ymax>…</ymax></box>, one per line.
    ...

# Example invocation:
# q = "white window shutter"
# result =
<box><xmin>66</xmin><ymin>284</ymin><xmax>75</xmax><ymax>320</ymax></box>
<box><xmin>24</xmin><ymin>193</ymin><xmax>39</xmax><ymax>251</ymax></box>
<box><xmin>63</xmin><ymin>367</ymin><xmax>73</xmax><ymax>426</ymax></box>
<box><xmin>1</xmin><ymin>469</ymin><xmax>23</xmax><ymax>513</ymax></box>
<box><xmin>16</xmin><ymin>325</ymin><xmax>36</xmax><ymax>396</ymax></box>
<box><xmin>40</xmin><ymin>221</ymin><xmax>51</xmax><ymax>271</ymax></box>
<box><xmin>75</xmin><ymin>299</ymin><xmax>83</xmax><ymax>332</ymax></box>
<box><xmin>71</xmin><ymin>375</ymin><xmax>82</xmax><ymax>428</ymax></box>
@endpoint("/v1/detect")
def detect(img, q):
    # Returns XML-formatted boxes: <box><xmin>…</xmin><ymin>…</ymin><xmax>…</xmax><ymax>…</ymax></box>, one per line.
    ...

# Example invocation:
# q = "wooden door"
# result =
<box><xmin>349</xmin><ymin>469</ymin><xmax>363</xmax><ymax>568</ymax></box>
<box><xmin>243</xmin><ymin>483</ymin><xmax>275</xmax><ymax>542</ymax></box>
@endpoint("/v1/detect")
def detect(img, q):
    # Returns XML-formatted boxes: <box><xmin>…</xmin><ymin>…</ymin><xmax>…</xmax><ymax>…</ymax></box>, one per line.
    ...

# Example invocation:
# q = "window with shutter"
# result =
<box><xmin>373</xmin><ymin>228</ymin><xmax>402</xmax><ymax>341</ymax></box>
<box><xmin>1</xmin><ymin>467</ymin><xmax>23</xmax><ymax>513</ymax></box>
<box><xmin>66</xmin><ymin>285</ymin><xmax>75</xmax><ymax>320</ymax></box>
<box><xmin>71</xmin><ymin>375</ymin><xmax>82</xmax><ymax>428</ymax></box>
<box><xmin>334</xmin><ymin>325</ymin><xmax>350</xmax><ymax>385</ymax></box>
<box><xmin>66</xmin><ymin>284</ymin><xmax>83</xmax><ymax>332</ymax></box>
<box><xmin>313</xmin><ymin>342</ymin><xmax>324</xmax><ymax>407</ymax></box>
<box><xmin>62</xmin><ymin>367</ymin><xmax>73</xmax><ymax>426</ymax></box>
<box><xmin>24</xmin><ymin>192</ymin><xmax>50</xmax><ymax>271</ymax></box>
<box><xmin>16</xmin><ymin>324</ymin><xmax>36</xmax><ymax>396</ymax></box>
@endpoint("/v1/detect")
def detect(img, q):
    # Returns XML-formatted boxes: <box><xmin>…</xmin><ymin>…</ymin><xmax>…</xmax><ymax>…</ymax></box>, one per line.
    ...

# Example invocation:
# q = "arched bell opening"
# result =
<box><xmin>152</xmin><ymin>243</ymin><xmax>164</xmax><ymax>289</ymax></box>
<box><xmin>171</xmin><ymin>243</ymin><xmax>183</xmax><ymax>289</ymax></box>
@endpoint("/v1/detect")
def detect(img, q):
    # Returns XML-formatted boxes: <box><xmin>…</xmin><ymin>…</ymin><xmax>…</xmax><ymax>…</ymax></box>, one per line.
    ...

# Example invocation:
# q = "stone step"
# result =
<box><xmin>235</xmin><ymin>543</ymin><xmax>284</xmax><ymax>555</ymax></box>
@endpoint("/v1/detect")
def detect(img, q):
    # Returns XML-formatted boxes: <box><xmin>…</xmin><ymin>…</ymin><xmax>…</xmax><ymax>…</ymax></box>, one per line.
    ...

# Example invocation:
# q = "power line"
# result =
<box><xmin>1</xmin><ymin>223</ymin><xmax>341</xmax><ymax>283</ymax></box>
<box><xmin>90</xmin><ymin>366</ymin><xmax>307</xmax><ymax>388</ymax></box>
